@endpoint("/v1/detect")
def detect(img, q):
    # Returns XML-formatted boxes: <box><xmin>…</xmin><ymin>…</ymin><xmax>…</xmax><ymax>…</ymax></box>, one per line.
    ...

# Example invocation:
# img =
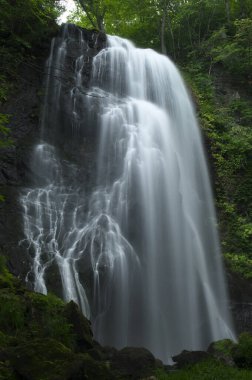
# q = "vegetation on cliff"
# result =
<box><xmin>0</xmin><ymin>257</ymin><xmax>116</xmax><ymax>380</ymax></box>
<box><xmin>0</xmin><ymin>0</ymin><xmax>62</xmax><ymax>158</ymax></box>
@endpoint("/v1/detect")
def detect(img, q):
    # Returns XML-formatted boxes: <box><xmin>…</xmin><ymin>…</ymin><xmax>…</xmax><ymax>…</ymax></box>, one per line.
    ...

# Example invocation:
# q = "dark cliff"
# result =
<box><xmin>0</xmin><ymin>25</ymin><xmax>106</xmax><ymax>281</ymax></box>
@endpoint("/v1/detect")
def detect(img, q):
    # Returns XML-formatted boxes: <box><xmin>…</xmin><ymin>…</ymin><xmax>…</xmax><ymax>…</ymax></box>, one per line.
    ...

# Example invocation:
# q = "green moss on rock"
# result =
<box><xmin>5</xmin><ymin>338</ymin><xmax>113</xmax><ymax>380</ymax></box>
<box><xmin>232</xmin><ymin>332</ymin><xmax>252</xmax><ymax>368</ymax></box>
<box><xmin>0</xmin><ymin>263</ymin><xmax>114</xmax><ymax>379</ymax></box>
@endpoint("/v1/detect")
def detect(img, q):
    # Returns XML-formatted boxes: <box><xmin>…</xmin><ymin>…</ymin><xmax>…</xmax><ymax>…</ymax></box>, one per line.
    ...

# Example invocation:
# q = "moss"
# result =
<box><xmin>0</xmin><ymin>262</ymin><xmax>114</xmax><ymax>379</ymax></box>
<box><xmin>22</xmin><ymin>292</ymin><xmax>75</xmax><ymax>348</ymax></box>
<box><xmin>0</xmin><ymin>263</ymin><xmax>73</xmax><ymax>347</ymax></box>
<box><xmin>7</xmin><ymin>338</ymin><xmax>80</xmax><ymax>380</ymax></box>
<box><xmin>212</xmin><ymin>339</ymin><xmax>236</xmax><ymax>356</ymax></box>
<box><xmin>5</xmin><ymin>338</ymin><xmax>113</xmax><ymax>380</ymax></box>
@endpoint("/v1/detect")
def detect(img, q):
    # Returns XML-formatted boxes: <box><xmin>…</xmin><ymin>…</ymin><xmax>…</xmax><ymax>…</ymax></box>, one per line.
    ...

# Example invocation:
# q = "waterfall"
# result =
<box><xmin>20</xmin><ymin>24</ymin><xmax>235</xmax><ymax>363</ymax></box>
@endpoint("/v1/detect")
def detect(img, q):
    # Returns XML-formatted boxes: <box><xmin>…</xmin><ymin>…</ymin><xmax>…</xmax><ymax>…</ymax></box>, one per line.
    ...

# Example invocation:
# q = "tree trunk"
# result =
<box><xmin>161</xmin><ymin>10</ymin><xmax>167</xmax><ymax>55</ymax></box>
<box><xmin>78</xmin><ymin>0</ymin><xmax>105</xmax><ymax>32</ymax></box>
<box><xmin>97</xmin><ymin>16</ymin><xmax>105</xmax><ymax>32</ymax></box>
<box><xmin>225</xmin><ymin>0</ymin><xmax>231</xmax><ymax>24</ymax></box>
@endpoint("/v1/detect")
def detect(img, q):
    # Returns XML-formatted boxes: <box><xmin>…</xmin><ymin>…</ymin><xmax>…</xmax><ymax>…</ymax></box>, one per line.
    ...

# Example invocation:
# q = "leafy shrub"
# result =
<box><xmin>225</xmin><ymin>253</ymin><xmax>252</xmax><ymax>279</ymax></box>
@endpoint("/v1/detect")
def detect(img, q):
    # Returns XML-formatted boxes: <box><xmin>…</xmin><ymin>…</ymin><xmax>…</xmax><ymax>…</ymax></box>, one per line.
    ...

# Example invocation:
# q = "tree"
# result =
<box><xmin>75</xmin><ymin>0</ymin><xmax>106</xmax><ymax>31</ymax></box>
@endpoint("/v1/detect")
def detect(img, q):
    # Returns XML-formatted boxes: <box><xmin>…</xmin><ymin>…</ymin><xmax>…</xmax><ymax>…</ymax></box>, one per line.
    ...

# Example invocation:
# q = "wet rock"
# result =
<box><xmin>98</xmin><ymin>344</ymin><xmax>119</xmax><ymax>361</ymax></box>
<box><xmin>227</xmin><ymin>270</ymin><xmax>252</xmax><ymax>334</ymax></box>
<box><xmin>0</xmin><ymin>25</ymin><xmax>106</xmax><ymax>288</ymax></box>
<box><xmin>111</xmin><ymin>347</ymin><xmax>157</xmax><ymax>379</ymax></box>
<box><xmin>172</xmin><ymin>350</ymin><xmax>210</xmax><ymax>368</ymax></box>
<box><xmin>64</xmin><ymin>300</ymin><xmax>93</xmax><ymax>352</ymax></box>
<box><xmin>207</xmin><ymin>339</ymin><xmax>235</xmax><ymax>366</ymax></box>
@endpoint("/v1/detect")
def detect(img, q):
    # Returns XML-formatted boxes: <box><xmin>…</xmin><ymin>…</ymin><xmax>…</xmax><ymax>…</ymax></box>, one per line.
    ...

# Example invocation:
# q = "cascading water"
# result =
<box><xmin>20</xmin><ymin>24</ymin><xmax>235</xmax><ymax>362</ymax></box>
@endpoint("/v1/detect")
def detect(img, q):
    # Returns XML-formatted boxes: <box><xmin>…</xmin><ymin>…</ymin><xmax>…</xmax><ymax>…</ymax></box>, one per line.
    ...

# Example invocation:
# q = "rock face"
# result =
<box><xmin>0</xmin><ymin>25</ymin><xmax>106</xmax><ymax>285</ymax></box>
<box><xmin>111</xmin><ymin>347</ymin><xmax>157</xmax><ymax>379</ymax></box>
<box><xmin>172</xmin><ymin>350</ymin><xmax>210</xmax><ymax>369</ymax></box>
<box><xmin>227</xmin><ymin>270</ymin><xmax>252</xmax><ymax>335</ymax></box>
<box><xmin>0</xmin><ymin>37</ymin><xmax>50</xmax><ymax>279</ymax></box>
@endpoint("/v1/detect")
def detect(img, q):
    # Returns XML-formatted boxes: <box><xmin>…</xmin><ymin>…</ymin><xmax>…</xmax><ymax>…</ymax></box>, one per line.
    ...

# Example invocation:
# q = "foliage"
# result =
<box><xmin>0</xmin><ymin>0</ymin><xmax>62</xmax><ymax>95</ymax></box>
<box><xmin>70</xmin><ymin>0</ymin><xmax>161</xmax><ymax>48</ymax></box>
<box><xmin>71</xmin><ymin>0</ymin><xmax>252</xmax><ymax>54</ymax></box>
<box><xmin>156</xmin><ymin>334</ymin><xmax>252</xmax><ymax>378</ymax></box>
<box><xmin>203</xmin><ymin>19</ymin><xmax>252</xmax><ymax>80</ymax></box>
<box><xmin>182</xmin><ymin>59</ymin><xmax>252</xmax><ymax>279</ymax></box>
<box><xmin>225</xmin><ymin>253</ymin><xmax>252</xmax><ymax>279</ymax></box>
<box><xmin>156</xmin><ymin>359</ymin><xmax>252</xmax><ymax>379</ymax></box>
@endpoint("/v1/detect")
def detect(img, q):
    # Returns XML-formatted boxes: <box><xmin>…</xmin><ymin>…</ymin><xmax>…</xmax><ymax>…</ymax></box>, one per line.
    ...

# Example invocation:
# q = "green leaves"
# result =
<box><xmin>0</xmin><ymin>0</ymin><xmax>61</xmax><ymax>89</ymax></box>
<box><xmin>225</xmin><ymin>253</ymin><xmax>252</xmax><ymax>279</ymax></box>
<box><xmin>183</xmin><ymin>57</ymin><xmax>252</xmax><ymax>279</ymax></box>
<box><xmin>203</xmin><ymin>18</ymin><xmax>252</xmax><ymax>79</ymax></box>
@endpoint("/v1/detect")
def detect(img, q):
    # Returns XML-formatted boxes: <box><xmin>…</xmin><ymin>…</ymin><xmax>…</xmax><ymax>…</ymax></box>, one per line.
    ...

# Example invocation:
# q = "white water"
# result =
<box><xmin>20</xmin><ymin>25</ymin><xmax>235</xmax><ymax>362</ymax></box>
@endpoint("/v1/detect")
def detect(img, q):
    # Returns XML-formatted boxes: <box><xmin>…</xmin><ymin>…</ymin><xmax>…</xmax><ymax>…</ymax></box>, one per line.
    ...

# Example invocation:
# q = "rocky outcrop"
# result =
<box><xmin>172</xmin><ymin>350</ymin><xmax>210</xmax><ymax>369</ymax></box>
<box><xmin>111</xmin><ymin>347</ymin><xmax>157</xmax><ymax>379</ymax></box>
<box><xmin>0</xmin><ymin>37</ymin><xmax>51</xmax><ymax>279</ymax></box>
